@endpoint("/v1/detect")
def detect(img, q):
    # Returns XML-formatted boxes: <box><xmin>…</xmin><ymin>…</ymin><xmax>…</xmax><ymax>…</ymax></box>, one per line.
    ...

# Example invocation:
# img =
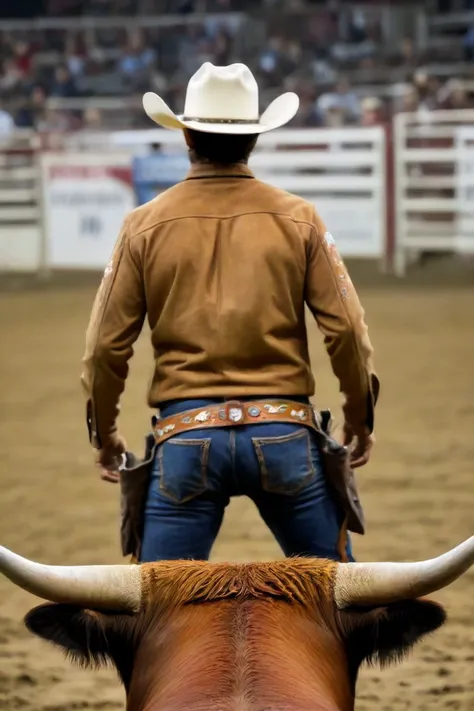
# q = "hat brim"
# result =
<box><xmin>142</xmin><ymin>92</ymin><xmax>299</xmax><ymax>134</ymax></box>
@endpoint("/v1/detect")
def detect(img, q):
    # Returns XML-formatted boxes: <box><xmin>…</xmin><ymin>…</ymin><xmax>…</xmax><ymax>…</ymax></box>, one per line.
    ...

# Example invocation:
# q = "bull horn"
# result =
<box><xmin>0</xmin><ymin>546</ymin><xmax>142</xmax><ymax>612</ymax></box>
<box><xmin>334</xmin><ymin>536</ymin><xmax>474</xmax><ymax>609</ymax></box>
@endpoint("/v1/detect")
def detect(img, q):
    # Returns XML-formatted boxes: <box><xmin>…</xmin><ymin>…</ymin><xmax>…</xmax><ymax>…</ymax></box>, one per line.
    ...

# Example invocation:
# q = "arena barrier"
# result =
<box><xmin>250</xmin><ymin>128</ymin><xmax>387</xmax><ymax>260</ymax></box>
<box><xmin>1</xmin><ymin>125</ymin><xmax>387</xmax><ymax>275</ymax></box>
<box><xmin>0</xmin><ymin>130</ymin><xmax>44</xmax><ymax>275</ymax></box>
<box><xmin>454</xmin><ymin>125</ymin><xmax>474</xmax><ymax>257</ymax></box>
<box><xmin>113</xmin><ymin>126</ymin><xmax>388</xmax><ymax>261</ymax></box>
<box><xmin>393</xmin><ymin>108</ymin><xmax>474</xmax><ymax>277</ymax></box>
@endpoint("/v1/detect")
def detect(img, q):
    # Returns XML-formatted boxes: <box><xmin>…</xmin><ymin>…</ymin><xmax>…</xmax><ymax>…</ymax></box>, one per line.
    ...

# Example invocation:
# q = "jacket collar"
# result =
<box><xmin>185</xmin><ymin>162</ymin><xmax>255</xmax><ymax>180</ymax></box>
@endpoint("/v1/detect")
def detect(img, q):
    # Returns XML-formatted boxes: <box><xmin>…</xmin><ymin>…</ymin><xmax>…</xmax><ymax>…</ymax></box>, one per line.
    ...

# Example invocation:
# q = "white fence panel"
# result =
<box><xmin>0</xmin><ymin>131</ymin><xmax>43</xmax><ymax>274</ymax></box>
<box><xmin>112</xmin><ymin>126</ymin><xmax>387</xmax><ymax>262</ymax></box>
<box><xmin>2</xmin><ymin>126</ymin><xmax>387</xmax><ymax>275</ymax></box>
<box><xmin>393</xmin><ymin>109</ymin><xmax>474</xmax><ymax>276</ymax></box>
<box><xmin>454</xmin><ymin>126</ymin><xmax>474</xmax><ymax>256</ymax></box>
<box><xmin>252</xmin><ymin>127</ymin><xmax>386</xmax><ymax>259</ymax></box>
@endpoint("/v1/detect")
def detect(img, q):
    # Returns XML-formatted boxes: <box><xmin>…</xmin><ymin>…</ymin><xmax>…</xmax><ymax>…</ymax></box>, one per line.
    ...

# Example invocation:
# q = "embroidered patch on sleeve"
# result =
<box><xmin>324</xmin><ymin>231</ymin><xmax>342</xmax><ymax>264</ymax></box>
<box><xmin>104</xmin><ymin>258</ymin><xmax>113</xmax><ymax>278</ymax></box>
<box><xmin>94</xmin><ymin>257</ymin><xmax>114</xmax><ymax>312</ymax></box>
<box><xmin>324</xmin><ymin>231</ymin><xmax>336</xmax><ymax>247</ymax></box>
<box><xmin>323</xmin><ymin>231</ymin><xmax>351</xmax><ymax>300</ymax></box>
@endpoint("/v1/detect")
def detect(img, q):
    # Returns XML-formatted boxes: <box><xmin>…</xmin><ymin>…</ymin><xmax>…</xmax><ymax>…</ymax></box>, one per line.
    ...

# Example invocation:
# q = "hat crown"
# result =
<box><xmin>183</xmin><ymin>62</ymin><xmax>259</xmax><ymax>122</ymax></box>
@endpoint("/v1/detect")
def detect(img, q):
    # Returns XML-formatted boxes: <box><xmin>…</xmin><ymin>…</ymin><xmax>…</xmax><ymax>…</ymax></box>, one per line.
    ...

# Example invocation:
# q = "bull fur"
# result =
<box><xmin>24</xmin><ymin>558</ymin><xmax>446</xmax><ymax>711</ymax></box>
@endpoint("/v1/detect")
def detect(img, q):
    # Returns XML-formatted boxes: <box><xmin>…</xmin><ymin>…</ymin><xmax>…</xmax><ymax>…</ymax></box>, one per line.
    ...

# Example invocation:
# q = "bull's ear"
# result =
<box><xmin>24</xmin><ymin>603</ymin><xmax>136</xmax><ymax>681</ymax></box>
<box><xmin>341</xmin><ymin>598</ymin><xmax>446</xmax><ymax>672</ymax></box>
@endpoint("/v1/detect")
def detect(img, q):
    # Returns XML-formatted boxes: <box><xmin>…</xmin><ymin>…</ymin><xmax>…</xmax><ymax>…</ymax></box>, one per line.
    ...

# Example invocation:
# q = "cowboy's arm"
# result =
<box><xmin>81</xmin><ymin>217</ymin><xmax>146</xmax><ymax>452</ymax></box>
<box><xmin>304</xmin><ymin>211</ymin><xmax>380</xmax><ymax>436</ymax></box>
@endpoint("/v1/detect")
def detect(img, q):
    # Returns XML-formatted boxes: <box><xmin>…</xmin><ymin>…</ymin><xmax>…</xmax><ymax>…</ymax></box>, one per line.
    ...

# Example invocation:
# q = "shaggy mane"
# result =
<box><xmin>140</xmin><ymin>558</ymin><xmax>337</xmax><ymax>609</ymax></box>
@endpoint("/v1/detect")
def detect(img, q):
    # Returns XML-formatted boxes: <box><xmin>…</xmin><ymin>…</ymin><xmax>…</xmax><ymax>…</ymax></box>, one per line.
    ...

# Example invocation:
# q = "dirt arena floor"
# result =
<box><xmin>0</xmin><ymin>268</ymin><xmax>473</xmax><ymax>710</ymax></box>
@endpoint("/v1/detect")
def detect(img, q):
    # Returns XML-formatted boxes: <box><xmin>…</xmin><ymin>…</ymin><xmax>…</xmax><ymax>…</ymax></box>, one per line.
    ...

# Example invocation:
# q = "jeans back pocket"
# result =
<box><xmin>252</xmin><ymin>427</ymin><xmax>315</xmax><ymax>495</ymax></box>
<box><xmin>157</xmin><ymin>437</ymin><xmax>211</xmax><ymax>504</ymax></box>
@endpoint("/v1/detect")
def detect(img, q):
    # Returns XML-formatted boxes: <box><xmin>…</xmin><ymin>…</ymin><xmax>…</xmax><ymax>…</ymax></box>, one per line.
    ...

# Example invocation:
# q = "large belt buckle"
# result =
<box><xmin>220</xmin><ymin>399</ymin><xmax>244</xmax><ymax>425</ymax></box>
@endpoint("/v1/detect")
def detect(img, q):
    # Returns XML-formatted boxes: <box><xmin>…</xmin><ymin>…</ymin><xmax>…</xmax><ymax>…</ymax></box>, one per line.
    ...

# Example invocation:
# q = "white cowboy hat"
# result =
<box><xmin>142</xmin><ymin>62</ymin><xmax>299</xmax><ymax>135</ymax></box>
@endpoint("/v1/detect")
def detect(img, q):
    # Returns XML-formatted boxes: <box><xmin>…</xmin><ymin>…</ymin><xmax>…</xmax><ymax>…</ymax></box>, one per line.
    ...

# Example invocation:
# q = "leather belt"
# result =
<box><xmin>152</xmin><ymin>399</ymin><xmax>320</xmax><ymax>446</ymax></box>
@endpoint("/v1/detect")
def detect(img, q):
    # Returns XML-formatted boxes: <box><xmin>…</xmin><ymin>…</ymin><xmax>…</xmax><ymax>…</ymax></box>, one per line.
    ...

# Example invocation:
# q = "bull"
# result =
<box><xmin>1</xmin><ymin>537</ymin><xmax>473</xmax><ymax>710</ymax></box>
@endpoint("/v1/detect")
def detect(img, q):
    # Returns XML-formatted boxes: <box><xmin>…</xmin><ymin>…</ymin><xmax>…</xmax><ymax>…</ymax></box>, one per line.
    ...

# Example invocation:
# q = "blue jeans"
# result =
<box><xmin>140</xmin><ymin>397</ymin><xmax>354</xmax><ymax>563</ymax></box>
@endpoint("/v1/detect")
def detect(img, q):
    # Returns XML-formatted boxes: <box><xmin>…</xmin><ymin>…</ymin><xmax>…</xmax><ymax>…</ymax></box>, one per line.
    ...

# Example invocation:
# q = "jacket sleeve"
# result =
<box><xmin>81</xmin><ymin>217</ymin><xmax>146</xmax><ymax>449</ymax></box>
<box><xmin>304</xmin><ymin>210</ymin><xmax>380</xmax><ymax>436</ymax></box>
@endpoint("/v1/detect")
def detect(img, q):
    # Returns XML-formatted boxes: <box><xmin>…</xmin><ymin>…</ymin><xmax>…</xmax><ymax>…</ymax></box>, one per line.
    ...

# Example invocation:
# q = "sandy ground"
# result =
<box><xmin>0</xmin><ymin>278</ymin><xmax>473</xmax><ymax>710</ymax></box>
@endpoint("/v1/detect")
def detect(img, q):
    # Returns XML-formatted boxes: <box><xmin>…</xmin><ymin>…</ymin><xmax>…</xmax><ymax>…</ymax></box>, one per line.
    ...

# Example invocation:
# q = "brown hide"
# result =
<box><xmin>128</xmin><ymin>599</ymin><xmax>352</xmax><ymax>711</ymax></box>
<box><xmin>127</xmin><ymin>558</ymin><xmax>350</xmax><ymax>710</ymax></box>
<box><xmin>24</xmin><ymin>559</ymin><xmax>447</xmax><ymax>711</ymax></box>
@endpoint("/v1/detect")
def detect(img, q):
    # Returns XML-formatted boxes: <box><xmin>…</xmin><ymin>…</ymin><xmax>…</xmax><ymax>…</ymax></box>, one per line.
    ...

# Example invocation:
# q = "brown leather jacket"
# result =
<box><xmin>81</xmin><ymin>162</ymin><xmax>379</xmax><ymax>450</ymax></box>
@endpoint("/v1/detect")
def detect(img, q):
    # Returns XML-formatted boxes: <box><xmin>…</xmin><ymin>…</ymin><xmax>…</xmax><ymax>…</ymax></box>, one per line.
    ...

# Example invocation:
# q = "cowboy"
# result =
<box><xmin>81</xmin><ymin>62</ymin><xmax>379</xmax><ymax>564</ymax></box>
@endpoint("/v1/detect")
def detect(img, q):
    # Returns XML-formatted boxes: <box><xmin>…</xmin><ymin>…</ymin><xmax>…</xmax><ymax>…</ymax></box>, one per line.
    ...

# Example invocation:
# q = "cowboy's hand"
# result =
<box><xmin>95</xmin><ymin>434</ymin><xmax>127</xmax><ymax>483</ymax></box>
<box><xmin>342</xmin><ymin>424</ymin><xmax>375</xmax><ymax>469</ymax></box>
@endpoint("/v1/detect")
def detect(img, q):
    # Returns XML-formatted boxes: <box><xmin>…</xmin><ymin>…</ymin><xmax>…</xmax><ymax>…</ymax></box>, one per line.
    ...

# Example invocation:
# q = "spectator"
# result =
<box><xmin>325</xmin><ymin>105</ymin><xmax>348</xmax><ymax>127</ymax></box>
<box><xmin>14</xmin><ymin>85</ymin><xmax>48</xmax><ymax>129</ymax></box>
<box><xmin>426</xmin><ymin>75</ymin><xmax>442</xmax><ymax>110</ymax></box>
<box><xmin>439</xmin><ymin>79</ymin><xmax>472</xmax><ymax>110</ymax></box>
<box><xmin>149</xmin><ymin>66</ymin><xmax>167</xmax><ymax>95</ymax></box>
<box><xmin>0</xmin><ymin>101</ymin><xmax>14</xmax><ymax>136</ymax></box>
<box><xmin>360</xmin><ymin>96</ymin><xmax>383</xmax><ymax>126</ymax></box>
<box><xmin>284</xmin><ymin>40</ymin><xmax>302</xmax><ymax>68</ymax></box>
<box><xmin>348</xmin><ymin>9</ymin><xmax>367</xmax><ymax>44</ymax></box>
<box><xmin>392</xmin><ymin>36</ymin><xmax>417</xmax><ymax>72</ymax></box>
<box><xmin>214</xmin><ymin>27</ymin><xmax>233</xmax><ymax>65</ymax></box>
<box><xmin>50</xmin><ymin>65</ymin><xmax>78</xmax><ymax>97</ymax></box>
<box><xmin>118</xmin><ymin>31</ymin><xmax>155</xmax><ymax>79</ymax></box>
<box><xmin>288</xmin><ymin>92</ymin><xmax>319</xmax><ymax>127</ymax></box>
<box><xmin>335</xmin><ymin>77</ymin><xmax>360</xmax><ymax>121</ymax></box>
<box><xmin>177</xmin><ymin>24</ymin><xmax>208</xmax><ymax>76</ymax></box>
<box><xmin>398</xmin><ymin>85</ymin><xmax>419</xmax><ymax>113</ymax></box>
<box><xmin>37</xmin><ymin>106</ymin><xmax>76</xmax><ymax>132</ymax></box>
<box><xmin>195</xmin><ymin>37</ymin><xmax>216</xmax><ymax>67</ymax></box>
<box><xmin>64</xmin><ymin>35</ymin><xmax>86</xmax><ymax>77</ymax></box>
<box><xmin>0</xmin><ymin>58</ymin><xmax>24</xmax><ymax>95</ymax></box>
<box><xmin>82</xmin><ymin>106</ymin><xmax>102</xmax><ymax>128</ymax></box>
<box><xmin>316</xmin><ymin>76</ymin><xmax>360</xmax><ymax>125</ymax></box>
<box><xmin>463</xmin><ymin>25</ymin><xmax>474</xmax><ymax>62</ymax></box>
<box><xmin>413</xmin><ymin>72</ymin><xmax>440</xmax><ymax>111</ymax></box>
<box><xmin>11</xmin><ymin>41</ymin><xmax>32</xmax><ymax>76</ymax></box>
<box><xmin>258</xmin><ymin>36</ymin><xmax>285</xmax><ymax>85</ymax></box>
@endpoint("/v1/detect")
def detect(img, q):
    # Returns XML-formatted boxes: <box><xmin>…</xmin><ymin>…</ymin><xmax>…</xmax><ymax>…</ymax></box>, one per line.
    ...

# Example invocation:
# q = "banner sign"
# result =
<box><xmin>41</xmin><ymin>156</ymin><xmax>135</xmax><ymax>269</ymax></box>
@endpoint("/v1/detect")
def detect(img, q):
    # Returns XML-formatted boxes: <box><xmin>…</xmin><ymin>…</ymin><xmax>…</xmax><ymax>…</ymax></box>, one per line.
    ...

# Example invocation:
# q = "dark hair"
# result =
<box><xmin>185</xmin><ymin>129</ymin><xmax>258</xmax><ymax>165</ymax></box>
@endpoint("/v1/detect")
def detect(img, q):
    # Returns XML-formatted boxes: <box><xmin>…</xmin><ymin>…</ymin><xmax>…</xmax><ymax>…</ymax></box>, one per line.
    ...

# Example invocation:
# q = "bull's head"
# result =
<box><xmin>1</xmin><ymin>537</ymin><xmax>473</xmax><ymax>711</ymax></box>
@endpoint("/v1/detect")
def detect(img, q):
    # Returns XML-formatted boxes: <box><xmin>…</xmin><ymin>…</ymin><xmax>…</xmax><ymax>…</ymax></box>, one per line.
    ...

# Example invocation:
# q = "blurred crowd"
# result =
<box><xmin>1</xmin><ymin>0</ymin><xmax>474</xmax><ymax>134</ymax></box>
